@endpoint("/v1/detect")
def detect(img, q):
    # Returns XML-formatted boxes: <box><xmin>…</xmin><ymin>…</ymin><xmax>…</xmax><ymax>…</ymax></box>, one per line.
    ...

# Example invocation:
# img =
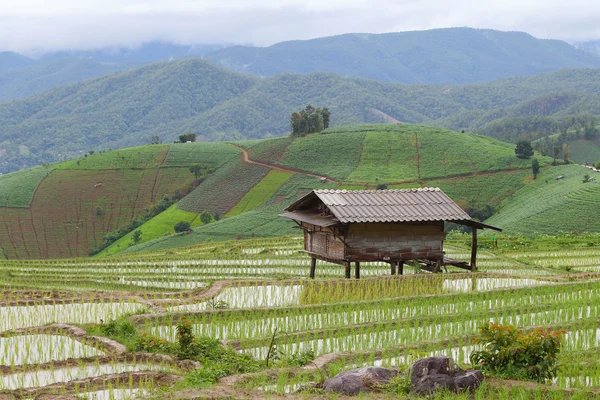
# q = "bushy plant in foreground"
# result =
<box><xmin>470</xmin><ymin>322</ymin><xmax>565</xmax><ymax>382</ymax></box>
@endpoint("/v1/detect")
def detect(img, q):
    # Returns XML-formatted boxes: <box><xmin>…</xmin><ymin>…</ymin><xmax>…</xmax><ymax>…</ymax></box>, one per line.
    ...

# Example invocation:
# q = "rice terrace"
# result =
<box><xmin>3</xmin><ymin>123</ymin><xmax>600</xmax><ymax>399</ymax></box>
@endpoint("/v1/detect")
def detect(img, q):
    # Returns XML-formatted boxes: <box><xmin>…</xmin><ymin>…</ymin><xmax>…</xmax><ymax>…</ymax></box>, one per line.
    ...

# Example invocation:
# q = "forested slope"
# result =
<box><xmin>3</xmin><ymin>60</ymin><xmax>600</xmax><ymax>173</ymax></box>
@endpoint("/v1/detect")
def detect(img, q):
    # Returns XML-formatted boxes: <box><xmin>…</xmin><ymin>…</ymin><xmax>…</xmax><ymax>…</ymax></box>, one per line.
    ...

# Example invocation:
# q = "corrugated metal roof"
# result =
<box><xmin>279</xmin><ymin>211</ymin><xmax>340</xmax><ymax>227</ymax></box>
<box><xmin>310</xmin><ymin>188</ymin><xmax>471</xmax><ymax>223</ymax></box>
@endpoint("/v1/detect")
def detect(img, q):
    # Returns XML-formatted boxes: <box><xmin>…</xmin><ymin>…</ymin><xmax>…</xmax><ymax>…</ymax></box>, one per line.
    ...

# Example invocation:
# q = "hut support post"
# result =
<box><xmin>345</xmin><ymin>261</ymin><xmax>351</xmax><ymax>279</ymax></box>
<box><xmin>391</xmin><ymin>262</ymin><xmax>396</xmax><ymax>275</ymax></box>
<box><xmin>399</xmin><ymin>261</ymin><xmax>404</xmax><ymax>275</ymax></box>
<box><xmin>310</xmin><ymin>257</ymin><xmax>316</xmax><ymax>279</ymax></box>
<box><xmin>471</xmin><ymin>228</ymin><xmax>478</xmax><ymax>271</ymax></box>
<box><xmin>355</xmin><ymin>262</ymin><xmax>360</xmax><ymax>279</ymax></box>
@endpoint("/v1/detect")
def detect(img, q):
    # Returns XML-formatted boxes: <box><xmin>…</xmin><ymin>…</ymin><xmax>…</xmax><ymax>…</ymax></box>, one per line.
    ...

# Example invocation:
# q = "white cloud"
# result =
<box><xmin>1</xmin><ymin>0</ymin><xmax>599</xmax><ymax>55</ymax></box>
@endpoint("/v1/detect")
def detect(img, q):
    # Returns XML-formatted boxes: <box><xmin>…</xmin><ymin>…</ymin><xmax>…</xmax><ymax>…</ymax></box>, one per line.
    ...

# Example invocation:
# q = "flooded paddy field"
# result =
<box><xmin>2</xmin><ymin>234</ymin><xmax>600</xmax><ymax>398</ymax></box>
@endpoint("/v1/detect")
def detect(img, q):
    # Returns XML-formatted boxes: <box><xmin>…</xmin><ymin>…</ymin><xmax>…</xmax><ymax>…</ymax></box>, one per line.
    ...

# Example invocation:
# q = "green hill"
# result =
<box><xmin>4</xmin><ymin>58</ymin><xmax>600</xmax><ymax>173</ymax></box>
<box><xmin>104</xmin><ymin>124</ymin><xmax>557</xmax><ymax>255</ymax></box>
<box><xmin>0</xmin><ymin>142</ymin><xmax>241</xmax><ymax>259</ymax></box>
<box><xmin>486</xmin><ymin>165</ymin><xmax>600</xmax><ymax>234</ymax></box>
<box><xmin>2</xmin><ymin>123</ymin><xmax>555</xmax><ymax>259</ymax></box>
<box><xmin>205</xmin><ymin>28</ymin><xmax>600</xmax><ymax>84</ymax></box>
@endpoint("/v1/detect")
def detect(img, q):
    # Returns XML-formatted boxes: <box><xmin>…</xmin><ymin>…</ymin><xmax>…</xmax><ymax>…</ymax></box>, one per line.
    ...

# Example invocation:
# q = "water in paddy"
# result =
<box><xmin>0</xmin><ymin>302</ymin><xmax>145</xmax><ymax>332</ymax></box>
<box><xmin>77</xmin><ymin>388</ymin><xmax>148</xmax><ymax>400</ymax></box>
<box><xmin>169</xmin><ymin>285</ymin><xmax>302</xmax><ymax>312</ymax></box>
<box><xmin>443</xmin><ymin>277</ymin><xmax>552</xmax><ymax>292</ymax></box>
<box><xmin>0</xmin><ymin>335</ymin><xmax>103</xmax><ymax>366</ymax></box>
<box><xmin>0</xmin><ymin>363</ymin><xmax>170</xmax><ymax>390</ymax></box>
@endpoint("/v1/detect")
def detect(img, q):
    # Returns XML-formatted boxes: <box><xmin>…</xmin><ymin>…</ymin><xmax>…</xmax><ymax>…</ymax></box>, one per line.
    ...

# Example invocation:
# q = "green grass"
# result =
<box><xmin>126</xmin><ymin>174</ymin><xmax>338</xmax><ymax>253</ymax></box>
<box><xmin>177</xmin><ymin>158</ymin><xmax>270</xmax><ymax>216</ymax></box>
<box><xmin>346</xmin><ymin>125</ymin><xmax>545</xmax><ymax>183</ymax></box>
<box><xmin>56</xmin><ymin>145</ymin><xmax>169</xmax><ymax>170</ymax></box>
<box><xmin>346</xmin><ymin>129</ymin><xmax>418</xmax><ymax>182</ymax></box>
<box><xmin>125</xmin><ymin>211</ymin><xmax>295</xmax><ymax>253</ymax></box>
<box><xmin>486</xmin><ymin>165</ymin><xmax>600</xmax><ymax>234</ymax></box>
<box><xmin>429</xmin><ymin>169</ymin><xmax>532</xmax><ymax>210</ymax></box>
<box><xmin>0</xmin><ymin>166</ymin><xmax>53</xmax><ymax>208</ymax></box>
<box><xmin>278</xmin><ymin>132</ymin><xmax>366</xmax><ymax>180</ymax></box>
<box><xmin>565</xmin><ymin>139</ymin><xmax>600</xmax><ymax>164</ymax></box>
<box><xmin>97</xmin><ymin>205</ymin><xmax>204</xmax><ymax>256</ymax></box>
<box><xmin>226</xmin><ymin>170</ymin><xmax>293</xmax><ymax>217</ymax></box>
<box><xmin>162</xmin><ymin>142</ymin><xmax>240</xmax><ymax>168</ymax></box>
<box><xmin>245</xmin><ymin>137</ymin><xmax>292</xmax><ymax>163</ymax></box>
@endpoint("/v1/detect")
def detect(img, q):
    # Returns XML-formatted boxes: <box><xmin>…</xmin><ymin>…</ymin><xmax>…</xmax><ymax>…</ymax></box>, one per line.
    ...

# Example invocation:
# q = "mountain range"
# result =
<box><xmin>2</xmin><ymin>28</ymin><xmax>600</xmax><ymax>103</ymax></box>
<box><xmin>3</xmin><ymin>58</ymin><xmax>600</xmax><ymax>173</ymax></box>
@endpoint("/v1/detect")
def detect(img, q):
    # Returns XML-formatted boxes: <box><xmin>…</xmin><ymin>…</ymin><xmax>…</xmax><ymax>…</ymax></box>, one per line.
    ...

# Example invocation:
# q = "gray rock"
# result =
<box><xmin>454</xmin><ymin>370</ymin><xmax>484</xmax><ymax>391</ymax></box>
<box><xmin>412</xmin><ymin>374</ymin><xmax>456</xmax><ymax>396</ymax></box>
<box><xmin>409</xmin><ymin>356</ymin><xmax>484</xmax><ymax>396</ymax></box>
<box><xmin>323</xmin><ymin>366</ymin><xmax>397</xmax><ymax>395</ymax></box>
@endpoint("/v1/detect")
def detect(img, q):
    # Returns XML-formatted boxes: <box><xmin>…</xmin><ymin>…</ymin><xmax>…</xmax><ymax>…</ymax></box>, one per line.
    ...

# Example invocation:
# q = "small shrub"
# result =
<box><xmin>101</xmin><ymin>319</ymin><xmax>136</xmax><ymax>338</ymax></box>
<box><xmin>284</xmin><ymin>349</ymin><xmax>315</xmax><ymax>367</ymax></box>
<box><xmin>583</xmin><ymin>174</ymin><xmax>592</xmax><ymax>183</ymax></box>
<box><xmin>135</xmin><ymin>332</ymin><xmax>176</xmax><ymax>353</ymax></box>
<box><xmin>174</xmin><ymin>221</ymin><xmax>191</xmax><ymax>233</ymax></box>
<box><xmin>470</xmin><ymin>322</ymin><xmax>565</xmax><ymax>383</ymax></box>
<box><xmin>379</xmin><ymin>373</ymin><xmax>410</xmax><ymax>395</ymax></box>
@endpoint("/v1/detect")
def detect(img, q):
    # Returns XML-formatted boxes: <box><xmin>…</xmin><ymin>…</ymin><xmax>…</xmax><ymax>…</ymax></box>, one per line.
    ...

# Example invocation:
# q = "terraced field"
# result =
<box><xmin>1</xmin><ymin>235</ymin><xmax>600</xmax><ymax>398</ymax></box>
<box><xmin>0</xmin><ymin>123</ymin><xmax>579</xmax><ymax>259</ymax></box>
<box><xmin>0</xmin><ymin>143</ymin><xmax>242</xmax><ymax>259</ymax></box>
<box><xmin>487</xmin><ymin>165</ymin><xmax>600</xmax><ymax>234</ymax></box>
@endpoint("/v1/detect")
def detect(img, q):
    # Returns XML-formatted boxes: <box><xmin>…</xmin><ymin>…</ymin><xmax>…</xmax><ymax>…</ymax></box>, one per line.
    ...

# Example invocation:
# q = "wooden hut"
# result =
<box><xmin>280</xmin><ymin>188</ymin><xmax>501</xmax><ymax>278</ymax></box>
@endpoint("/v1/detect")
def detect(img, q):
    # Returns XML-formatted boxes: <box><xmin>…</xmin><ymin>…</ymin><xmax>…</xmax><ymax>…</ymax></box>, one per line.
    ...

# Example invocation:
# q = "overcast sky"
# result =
<box><xmin>2</xmin><ymin>0</ymin><xmax>600</xmax><ymax>56</ymax></box>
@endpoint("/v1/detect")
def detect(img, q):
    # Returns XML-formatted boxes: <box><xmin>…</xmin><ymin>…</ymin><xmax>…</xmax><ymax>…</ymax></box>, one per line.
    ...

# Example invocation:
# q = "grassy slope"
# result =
<box><xmin>565</xmin><ymin>139</ymin><xmax>600</xmax><ymax>164</ymax></box>
<box><xmin>127</xmin><ymin>125</ymin><xmax>551</xmax><ymax>254</ymax></box>
<box><xmin>0</xmin><ymin>124</ymin><xmax>577</xmax><ymax>258</ymax></box>
<box><xmin>226</xmin><ymin>170</ymin><xmax>293</xmax><ymax>217</ymax></box>
<box><xmin>486</xmin><ymin>165</ymin><xmax>600</xmax><ymax>234</ymax></box>
<box><xmin>0</xmin><ymin>166</ymin><xmax>53</xmax><ymax>207</ymax></box>
<box><xmin>0</xmin><ymin>142</ymin><xmax>240</xmax><ymax>259</ymax></box>
<box><xmin>97</xmin><ymin>205</ymin><xmax>204</xmax><ymax>256</ymax></box>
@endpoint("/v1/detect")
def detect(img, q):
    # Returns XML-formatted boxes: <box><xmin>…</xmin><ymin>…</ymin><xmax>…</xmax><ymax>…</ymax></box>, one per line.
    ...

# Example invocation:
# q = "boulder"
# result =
<box><xmin>323</xmin><ymin>366</ymin><xmax>397</xmax><ymax>395</ymax></box>
<box><xmin>409</xmin><ymin>356</ymin><xmax>484</xmax><ymax>396</ymax></box>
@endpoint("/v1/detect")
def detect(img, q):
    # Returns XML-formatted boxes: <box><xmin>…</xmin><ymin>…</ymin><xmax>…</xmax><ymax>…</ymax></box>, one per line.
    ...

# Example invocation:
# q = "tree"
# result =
<box><xmin>290</xmin><ymin>105</ymin><xmax>331</xmax><ymax>136</ymax></box>
<box><xmin>174</xmin><ymin>221</ymin><xmax>191</xmax><ymax>233</ymax></box>
<box><xmin>131</xmin><ymin>230</ymin><xmax>142</xmax><ymax>245</ymax></box>
<box><xmin>376</xmin><ymin>184</ymin><xmax>388</xmax><ymax>190</ymax></box>
<box><xmin>584</xmin><ymin>122</ymin><xmax>598</xmax><ymax>140</ymax></box>
<box><xmin>321</xmin><ymin>108</ymin><xmax>330</xmax><ymax>129</ymax></box>
<box><xmin>552</xmin><ymin>145</ymin><xmax>560</xmax><ymax>165</ymax></box>
<box><xmin>562</xmin><ymin>143</ymin><xmax>569</xmax><ymax>163</ymax></box>
<box><xmin>200</xmin><ymin>211</ymin><xmax>212</xmax><ymax>225</ymax></box>
<box><xmin>178</xmin><ymin>133</ymin><xmax>197</xmax><ymax>143</ymax></box>
<box><xmin>189</xmin><ymin>164</ymin><xmax>204</xmax><ymax>179</ymax></box>
<box><xmin>515</xmin><ymin>140</ymin><xmax>533</xmax><ymax>159</ymax></box>
<box><xmin>151</xmin><ymin>135</ymin><xmax>161</xmax><ymax>145</ymax></box>
<box><xmin>531</xmin><ymin>158</ymin><xmax>540</xmax><ymax>180</ymax></box>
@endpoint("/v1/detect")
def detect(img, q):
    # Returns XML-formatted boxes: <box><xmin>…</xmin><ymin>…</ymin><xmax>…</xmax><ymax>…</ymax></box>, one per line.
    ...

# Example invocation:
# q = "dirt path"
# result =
<box><xmin>231</xmin><ymin>144</ymin><xmax>338</xmax><ymax>182</ymax></box>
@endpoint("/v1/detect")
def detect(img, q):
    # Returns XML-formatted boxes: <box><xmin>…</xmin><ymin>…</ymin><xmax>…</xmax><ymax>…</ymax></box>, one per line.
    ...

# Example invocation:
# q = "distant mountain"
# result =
<box><xmin>575</xmin><ymin>40</ymin><xmax>600</xmax><ymax>56</ymax></box>
<box><xmin>0</xmin><ymin>57</ymin><xmax>128</xmax><ymax>101</ymax></box>
<box><xmin>39</xmin><ymin>41</ymin><xmax>231</xmax><ymax>64</ymax></box>
<box><xmin>0</xmin><ymin>52</ymin><xmax>34</xmax><ymax>71</ymax></box>
<box><xmin>0</xmin><ymin>42</ymin><xmax>233</xmax><ymax>101</ymax></box>
<box><xmin>204</xmin><ymin>28</ymin><xmax>600</xmax><ymax>84</ymax></box>
<box><xmin>2</xmin><ymin>59</ymin><xmax>600</xmax><ymax>173</ymax></box>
